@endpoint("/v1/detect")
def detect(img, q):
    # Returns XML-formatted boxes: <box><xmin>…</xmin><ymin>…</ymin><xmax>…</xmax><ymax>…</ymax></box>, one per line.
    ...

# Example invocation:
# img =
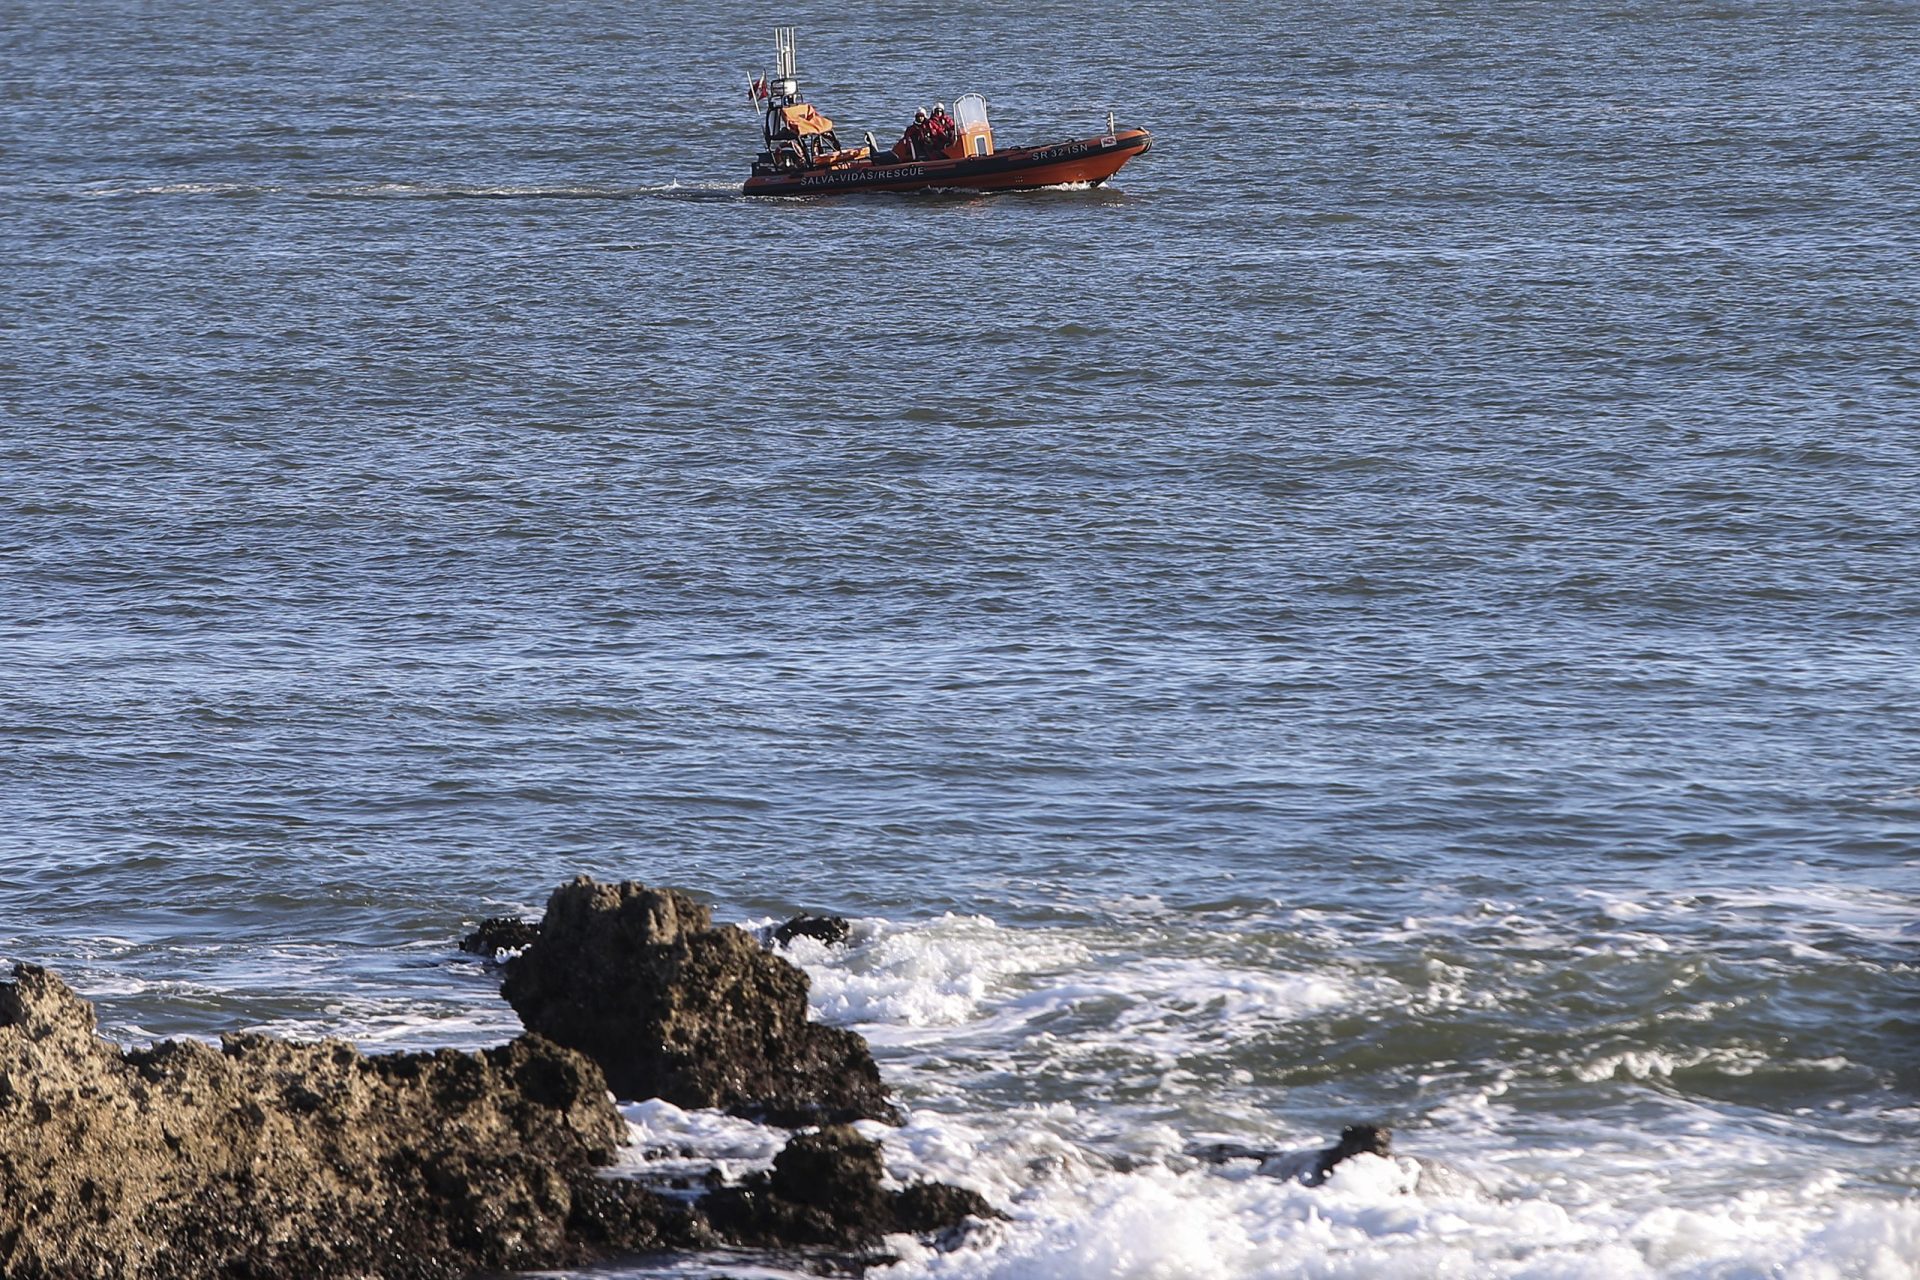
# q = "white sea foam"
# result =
<box><xmin>609</xmin><ymin>1099</ymin><xmax>789</xmax><ymax>1184</ymax></box>
<box><xmin>792</xmin><ymin>914</ymin><xmax>1361</xmax><ymax>1064</ymax></box>
<box><xmin>1596</xmin><ymin>897</ymin><xmax>1654</xmax><ymax>922</ymax></box>
<box><xmin>678</xmin><ymin>1082</ymin><xmax>1920</xmax><ymax>1280</ymax></box>
<box><xmin>793</xmin><ymin>914</ymin><xmax>1091</xmax><ymax>1033</ymax></box>
<box><xmin>857</xmin><ymin>1112</ymin><xmax>1920</xmax><ymax>1280</ymax></box>
<box><xmin>1570</xmin><ymin>1046</ymin><xmax>1853</xmax><ymax>1084</ymax></box>
<box><xmin>743</xmin><ymin>909</ymin><xmax>1920</xmax><ymax>1280</ymax></box>
<box><xmin>239</xmin><ymin>997</ymin><xmax>522</xmax><ymax>1049</ymax></box>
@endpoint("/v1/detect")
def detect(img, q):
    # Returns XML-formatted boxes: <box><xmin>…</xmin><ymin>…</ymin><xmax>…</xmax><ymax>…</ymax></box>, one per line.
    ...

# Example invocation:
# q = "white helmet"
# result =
<box><xmin>914</xmin><ymin>106</ymin><xmax>927</xmax><ymax>119</ymax></box>
<box><xmin>935</xmin><ymin>102</ymin><xmax>946</xmax><ymax>112</ymax></box>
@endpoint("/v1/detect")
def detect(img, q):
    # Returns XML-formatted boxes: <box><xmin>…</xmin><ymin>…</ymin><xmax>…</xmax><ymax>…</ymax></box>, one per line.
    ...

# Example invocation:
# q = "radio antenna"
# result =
<box><xmin>774</xmin><ymin>27</ymin><xmax>797</xmax><ymax>83</ymax></box>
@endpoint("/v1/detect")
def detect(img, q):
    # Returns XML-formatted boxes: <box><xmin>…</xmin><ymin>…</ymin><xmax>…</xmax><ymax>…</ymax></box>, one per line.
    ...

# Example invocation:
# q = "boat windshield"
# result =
<box><xmin>955</xmin><ymin>94</ymin><xmax>989</xmax><ymax>131</ymax></box>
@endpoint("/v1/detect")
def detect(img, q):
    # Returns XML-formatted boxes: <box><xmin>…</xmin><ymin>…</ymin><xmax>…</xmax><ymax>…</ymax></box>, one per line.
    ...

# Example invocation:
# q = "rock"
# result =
<box><xmin>0</xmin><ymin>963</ymin><xmax>695</xmax><ymax>1280</ymax></box>
<box><xmin>771</xmin><ymin>914</ymin><xmax>852</xmax><ymax>948</ymax></box>
<box><xmin>1190</xmin><ymin>1123</ymin><xmax>1394</xmax><ymax>1187</ymax></box>
<box><xmin>1285</xmin><ymin>1123</ymin><xmax>1392</xmax><ymax>1186</ymax></box>
<box><xmin>702</xmin><ymin>1126</ymin><xmax>996</xmax><ymax>1251</ymax></box>
<box><xmin>502</xmin><ymin>877</ymin><xmax>898</xmax><ymax>1126</ymax></box>
<box><xmin>460</xmin><ymin>915</ymin><xmax>542</xmax><ymax>959</ymax></box>
<box><xmin>4</xmin><ymin>873</ymin><xmax>1002</xmax><ymax>1279</ymax></box>
<box><xmin>1325</xmin><ymin>1124</ymin><xmax>1393</xmax><ymax>1165</ymax></box>
<box><xmin>568</xmin><ymin>1177</ymin><xmax>716</xmax><ymax>1255</ymax></box>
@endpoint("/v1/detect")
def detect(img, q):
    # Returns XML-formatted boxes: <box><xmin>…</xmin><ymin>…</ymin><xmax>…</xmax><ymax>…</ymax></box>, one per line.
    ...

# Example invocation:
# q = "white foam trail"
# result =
<box><xmin>75</xmin><ymin>181</ymin><xmax>271</xmax><ymax>198</ymax></box>
<box><xmin>63</xmin><ymin>179</ymin><xmax>739</xmax><ymax>201</ymax></box>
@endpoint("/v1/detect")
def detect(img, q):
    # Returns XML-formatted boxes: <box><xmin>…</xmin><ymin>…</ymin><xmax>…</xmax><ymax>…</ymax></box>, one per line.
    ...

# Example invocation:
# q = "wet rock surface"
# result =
<box><xmin>0</xmin><ymin>963</ymin><xmax>696</xmax><ymax>1280</ymax></box>
<box><xmin>704</xmin><ymin>1126</ymin><xmax>997</xmax><ymax>1251</ymax></box>
<box><xmin>460</xmin><ymin>914</ymin><xmax>542</xmax><ymax>958</ymax></box>
<box><xmin>1190</xmin><ymin>1123</ymin><xmax>1395</xmax><ymax>1186</ymax></box>
<box><xmin>771</xmin><ymin>913</ymin><xmax>853</xmax><ymax>948</ymax></box>
<box><xmin>502</xmin><ymin>877</ymin><xmax>898</xmax><ymax>1125</ymax></box>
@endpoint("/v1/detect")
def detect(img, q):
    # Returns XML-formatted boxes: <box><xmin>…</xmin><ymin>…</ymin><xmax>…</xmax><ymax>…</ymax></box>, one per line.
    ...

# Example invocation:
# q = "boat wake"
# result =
<box><xmin>59</xmin><ymin>179</ymin><xmax>742</xmax><ymax>202</ymax></box>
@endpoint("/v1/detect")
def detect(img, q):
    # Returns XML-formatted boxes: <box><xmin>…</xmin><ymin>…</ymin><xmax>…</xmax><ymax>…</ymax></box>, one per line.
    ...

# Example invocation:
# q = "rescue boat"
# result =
<box><xmin>742</xmin><ymin>28</ymin><xmax>1150</xmax><ymax>197</ymax></box>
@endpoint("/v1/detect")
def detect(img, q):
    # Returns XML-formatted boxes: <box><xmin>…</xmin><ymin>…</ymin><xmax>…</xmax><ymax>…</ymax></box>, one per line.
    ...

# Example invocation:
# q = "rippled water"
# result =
<box><xmin>4</xmin><ymin>0</ymin><xmax>1919</xmax><ymax>1275</ymax></box>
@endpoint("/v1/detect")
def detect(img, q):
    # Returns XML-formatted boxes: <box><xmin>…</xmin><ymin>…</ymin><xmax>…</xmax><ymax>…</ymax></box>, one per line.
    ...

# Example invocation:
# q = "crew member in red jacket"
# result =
<box><xmin>897</xmin><ymin>107</ymin><xmax>933</xmax><ymax>158</ymax></box>
<box><xmin>927</xmin><ymin>102</ymin><xmax>956</xmax><ymax>153</ymax></box>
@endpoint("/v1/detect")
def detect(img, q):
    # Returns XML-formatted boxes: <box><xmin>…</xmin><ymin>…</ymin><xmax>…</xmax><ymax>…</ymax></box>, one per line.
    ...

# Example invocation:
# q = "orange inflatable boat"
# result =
<box><xmin>743</xmin><ymin>28</ymin><xmax>1150</xmax><ymax>196</ymax></box>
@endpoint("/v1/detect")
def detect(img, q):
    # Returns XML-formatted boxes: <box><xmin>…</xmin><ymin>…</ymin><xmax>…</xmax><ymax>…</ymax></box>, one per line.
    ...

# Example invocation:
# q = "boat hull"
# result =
<box><xmin>743</xmin><ymin>128</ymin><xmax>1151</xmax><ymax>196</ymax></box>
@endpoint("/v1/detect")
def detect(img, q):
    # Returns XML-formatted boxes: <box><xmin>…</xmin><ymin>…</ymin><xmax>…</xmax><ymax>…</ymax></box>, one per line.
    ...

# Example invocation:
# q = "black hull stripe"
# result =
<box><xmin>744</xmin><ymin>134</ymin><xmax>1150</xmax><ymax>196</ymax></box>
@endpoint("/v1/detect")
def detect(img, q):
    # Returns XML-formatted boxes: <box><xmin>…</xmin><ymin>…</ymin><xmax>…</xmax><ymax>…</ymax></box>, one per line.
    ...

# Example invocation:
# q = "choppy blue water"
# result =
<box><xmin>4</xmin><ymin>1</ymin><xmax>1918</xmax><ymax>1275</ymax></box>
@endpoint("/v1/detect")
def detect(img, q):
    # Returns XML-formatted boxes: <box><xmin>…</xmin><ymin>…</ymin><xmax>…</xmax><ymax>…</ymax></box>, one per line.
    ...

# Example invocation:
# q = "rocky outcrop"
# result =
<box><xmin>704</xmin><ymin>1126</ymin><xmax>996</xmax><ymax>1250</ymax></box>
<box><xmin>2</xmin><ymin>874</ymin><xmax>997</xmax><ymax>1279</ymax></box>
<box><xmin>501</xmin><ymin>877</ymin><xmax>897</xmax><ymax>1126</ymax></box>
<box><xmin>0</xmin><ymin>961</ymin><xmax>991</xmax><ymax>1280</ymax></box>
<box><xmin>0</xmin><ymin>963</ymin><xmax>701</xmax><ymax>1280</ymax></box>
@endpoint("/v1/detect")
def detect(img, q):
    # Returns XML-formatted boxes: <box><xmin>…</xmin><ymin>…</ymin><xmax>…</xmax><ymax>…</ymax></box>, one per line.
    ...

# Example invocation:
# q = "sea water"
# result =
<box><xmin>3</xmin><ymin>0</ymin><xmax>1917</xmax><ymax>1275</ymax></box>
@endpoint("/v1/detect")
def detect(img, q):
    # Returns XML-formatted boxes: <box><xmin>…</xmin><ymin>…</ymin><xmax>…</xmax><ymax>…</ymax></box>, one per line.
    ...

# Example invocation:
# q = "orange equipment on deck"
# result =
<box><xmin>778</xmin><ymin>103</ymin><xmax>835</xmax><ymax>136</ymax></box>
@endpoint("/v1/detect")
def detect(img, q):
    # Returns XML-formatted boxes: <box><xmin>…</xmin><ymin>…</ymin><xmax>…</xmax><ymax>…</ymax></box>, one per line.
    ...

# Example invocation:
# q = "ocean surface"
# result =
<box><xmin>4</xmin><ymin>0</ymin><xmax>1919</xmax><ymax>1275</ymax></box>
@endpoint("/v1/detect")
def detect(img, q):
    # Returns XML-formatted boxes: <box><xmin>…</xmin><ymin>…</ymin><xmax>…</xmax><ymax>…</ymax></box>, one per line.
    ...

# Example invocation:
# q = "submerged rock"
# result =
<box><xmin>771</xmin><ymin>913</ymin><xmax>852</xmax><ymax>948</ymax></box>
<box><xmin>502</xmin><ymin>877</ymin><xmax>898</xmax><ymax>1125</ymax></box>
<box><xmin>0</xmin><ymin>963</ymin><xmax>699</xmax><ymax>1280</ymax></box>
<box><xmin>460</xmin><ymin>914</ymin><xmax>542</xmax><ymax>959</ymax></box>
<box><xmin>1191</xmin><ymin>1123</ymin><xmax>1395</xmax><ymax>1186</ymax></box>
<box><xmin>704</xmin><ymin>1126</ymin><xmax>997</xmax><ymax>1250</ymax></box>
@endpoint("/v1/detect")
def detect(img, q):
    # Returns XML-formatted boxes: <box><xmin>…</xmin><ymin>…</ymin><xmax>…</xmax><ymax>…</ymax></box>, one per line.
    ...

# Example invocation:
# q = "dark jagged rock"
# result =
<box><xmin>568</xmin><ymin>1177</ymin><xmax>717</xmax><ymax>1254</ymax></box>
<box><xmin>703</xmin><ymin>1126</ymin><xmax>996</xmax><ymax>1251</ymax></box>
<box><xmin>0</xmin><ymin>963</ymin><xmax>694</xmax><ymax>1280</ymax></box>
<box><xmin>771</xmin><ymin>913</ymin><xmax>852</xmax><ymax>948</ymax></box>
<box><xmin>461</xmin><ymin>915</ymin><xmax>542</xmax><ymax>959</ymax></box>
<box><xmin>502</xmin><ymin>877</ymin><xmax>898</xmax><ymax>1125</ymax></box>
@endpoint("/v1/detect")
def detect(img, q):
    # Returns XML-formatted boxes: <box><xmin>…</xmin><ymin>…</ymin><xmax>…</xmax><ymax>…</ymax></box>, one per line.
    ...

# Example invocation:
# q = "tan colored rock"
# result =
<box><xmin>0</xmin><ymin>963</ymin><xmax>694</xmax><ymax>1280</ymax></box>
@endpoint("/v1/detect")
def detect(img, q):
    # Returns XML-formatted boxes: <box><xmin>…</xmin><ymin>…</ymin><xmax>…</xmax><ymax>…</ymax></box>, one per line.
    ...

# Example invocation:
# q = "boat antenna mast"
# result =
<box><xmin>774</xmin><ymin>26</ymin><xmax>798</xmax><ymax>100</ymax></box>
<box><xmin>754</xmin><ymin>26</ymin><xmax>808</xmax><ymax>152</ymax></box>
<box><xmin>746</xmin><ymin>26</ymin><xmax>804</xmax><ymax>129</ymax></box>
<box><xmin>764</xmin><ymin>24</ymin><xmax>805</xmax><ymax>113</ymax></box>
